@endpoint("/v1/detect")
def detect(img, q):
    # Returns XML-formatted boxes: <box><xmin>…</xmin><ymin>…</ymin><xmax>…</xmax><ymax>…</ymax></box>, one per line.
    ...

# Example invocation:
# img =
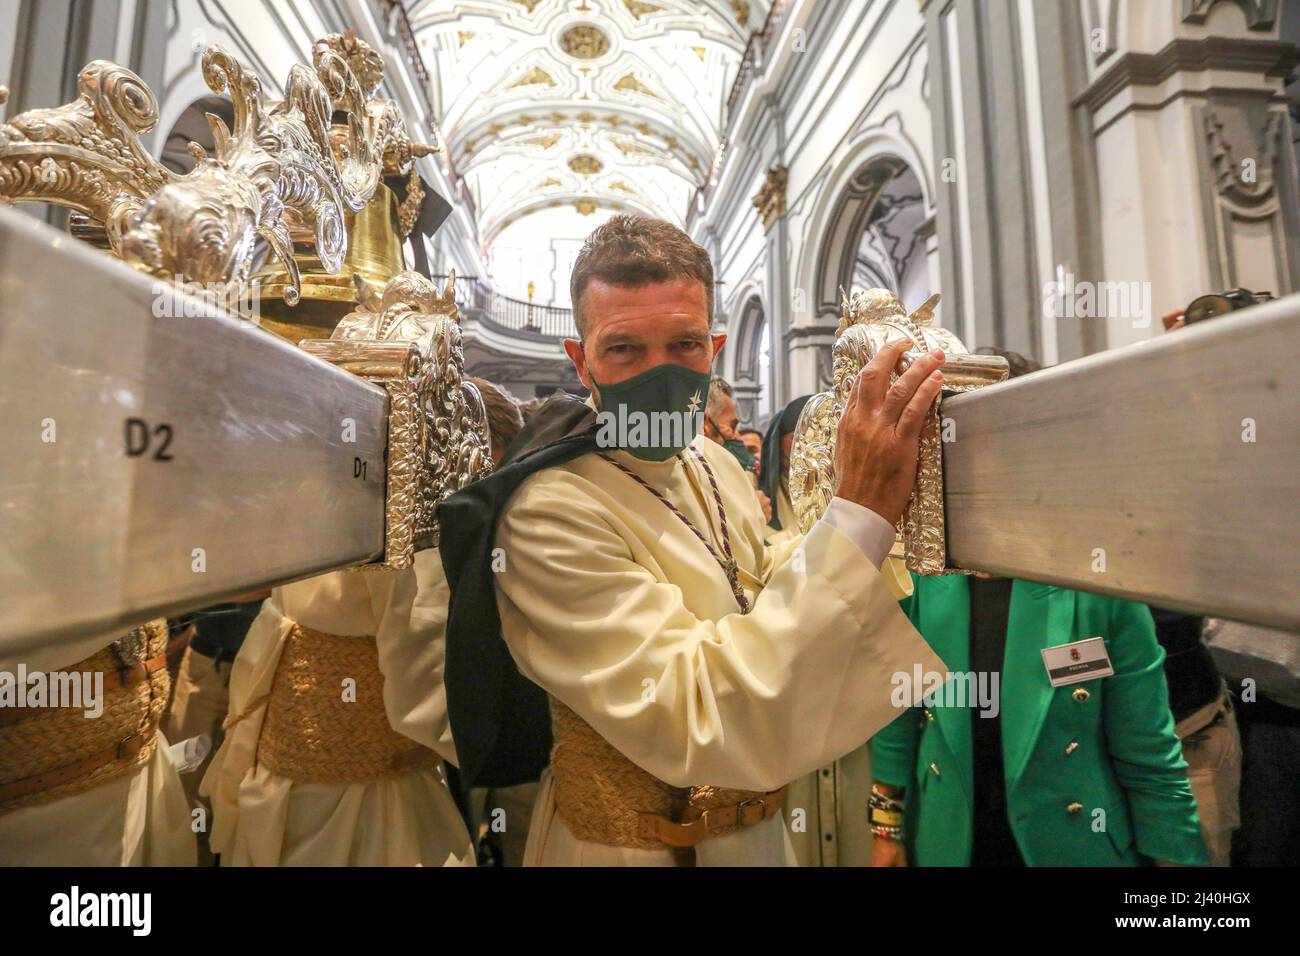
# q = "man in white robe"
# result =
<box><xmin>200</xmin><ymin>564</ymin><xmax>473</xmax><ymax>866</ymax></box>
<box><xmin>442</xmin><ymin>215</ymin><xmax>948</xmax><ymax>866</ymax></box>
<box><xmin>200</xmin><ymin>378</ymin><xmax>528</xmax><ymax>867</ymax></box>
<box><xmin>0</xmin><ymin>622</ymin><xmax>197</xmax><ymax>866</ymax></box>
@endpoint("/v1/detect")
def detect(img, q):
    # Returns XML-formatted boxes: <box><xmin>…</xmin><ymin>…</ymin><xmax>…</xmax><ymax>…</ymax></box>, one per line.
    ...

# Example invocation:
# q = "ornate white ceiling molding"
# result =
<box><xmin>460</xmin><ymin>108</ymin><xmax>705</xmax><ymax>228</ymax></box>
<box><xmin>450</xmin><ymin>103</ymin><xmax>713</xmax><ymax>176</ymax></box>
<box><xmin>407</xmin><ymin>0</ymin><xmax>767</xmax><ymax>246</ymax></box>
<box><xmin>485</xmin><ymin>192</ymin><xmax>658</xmax><ymax>244</ymax></box>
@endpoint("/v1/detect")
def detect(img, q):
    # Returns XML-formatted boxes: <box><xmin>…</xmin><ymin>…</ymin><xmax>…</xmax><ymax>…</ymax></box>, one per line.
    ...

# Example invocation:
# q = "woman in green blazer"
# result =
<box><xmin>871</xmin><ymin>574</ymin><xmax>1208</xmax><ymax>867</ymax></box>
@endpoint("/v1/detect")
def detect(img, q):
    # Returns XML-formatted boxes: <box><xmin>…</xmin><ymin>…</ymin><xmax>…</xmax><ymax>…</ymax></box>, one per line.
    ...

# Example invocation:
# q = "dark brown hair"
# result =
<box><xmin>569</xmin><ymin>214</ymin><xmax>714</xmax><ymax>338</ymax></box>
<box><xmin>467</xmin><ymin>377</ymin><xmax>524</xmax><ymax>452</ymax></box>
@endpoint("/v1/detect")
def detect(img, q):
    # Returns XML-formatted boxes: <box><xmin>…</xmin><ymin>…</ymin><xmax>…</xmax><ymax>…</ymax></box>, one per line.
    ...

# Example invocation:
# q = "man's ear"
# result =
<box><xmin>710</xmin><ymin>332</ymin><xmax>728</xmax><ymax>360</ymax></box>
<box><xmin>563</xmin><ymin>338</ymin><xmax>590</xmax><ymax>390</ymax></box>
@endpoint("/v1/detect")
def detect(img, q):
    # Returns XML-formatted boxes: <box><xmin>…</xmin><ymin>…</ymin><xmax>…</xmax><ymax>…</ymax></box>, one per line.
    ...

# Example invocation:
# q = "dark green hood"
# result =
<box><xmin>439</xmin><ymin>393</ymin><xmax>598</xmax><ymax>787</ymax></box>
<box><xmin>759</xmin><ymin>394</ymin><xmax>812</xmax><ymax>530</ymax></box>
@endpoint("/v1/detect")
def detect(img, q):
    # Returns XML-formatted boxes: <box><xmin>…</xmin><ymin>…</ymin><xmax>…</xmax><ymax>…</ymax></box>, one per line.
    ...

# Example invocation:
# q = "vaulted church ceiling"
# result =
<box><xmin>409</xmin><ymin>0</ymin><xmax>766</xmax><ymax>247</ymax></box>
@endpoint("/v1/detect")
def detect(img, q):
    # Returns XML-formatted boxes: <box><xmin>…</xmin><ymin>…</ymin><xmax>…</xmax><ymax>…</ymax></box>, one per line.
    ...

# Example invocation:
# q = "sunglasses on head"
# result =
<box><xmin>1183</xmin><ymin>288</ymin><xmax>1273</xmax><ymax>325</ymax></box>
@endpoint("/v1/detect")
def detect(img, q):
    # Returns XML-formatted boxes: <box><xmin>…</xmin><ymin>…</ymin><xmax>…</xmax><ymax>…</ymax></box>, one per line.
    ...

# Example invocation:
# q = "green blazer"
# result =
<box><xmin>873</xmin><ymin>575</ymin><xmax>1208</xmax><ymax>867</ymax></box>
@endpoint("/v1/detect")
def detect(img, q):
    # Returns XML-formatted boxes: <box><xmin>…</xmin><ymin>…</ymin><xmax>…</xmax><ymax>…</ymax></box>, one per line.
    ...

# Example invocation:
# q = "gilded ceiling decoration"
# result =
<box><xmin>409</xmin><ymin>0</ymin><xmax>765</xmax><ymax>243</ymax></box>
<box><xmin>574</xmin><ymin>199</ymin><xmax>598</xmax><ymax>215</ymax></box>
<box><xmin>613</xmin><ymin>72</ymin><xmax>659</xmax><ymax>98</ymax></box>
<box><xmin>519</xmin><ymin>133</ymin><xmax>563</xmax><ymax>149</ymax></box>
<box><xmin>491</xmin><ymin>193</ymin><xmax>646</xmax><ymax>238</ymax></box>
<box><xmin>567</xmin><ymin>154</ymin><xmax>605</xmax><ymax>175</ymax></box>
<box><xmin>624</xmin><ymin>0</ymin><xmax>665</xmax><ymax>17</ymax></box>
<box><xmin>560</xmin><ymin>25</ymin><xmax>611</xmax><ymax>60</ymax></box>
<box><xmin>507</xmin><ymin>67</ymin><xmax>557</xmax><ymax>89</ymax></box>
<box><xmin>611</xmin><ymin>137</ymin><xmax>654</xmax><ymax>157</ymax></box>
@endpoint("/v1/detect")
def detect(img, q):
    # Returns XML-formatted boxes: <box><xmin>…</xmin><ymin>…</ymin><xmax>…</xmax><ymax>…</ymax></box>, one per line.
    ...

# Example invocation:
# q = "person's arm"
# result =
<box><xmin>870</xmin><ymin>712</ymin><xmax>919</xmax><ymax>866</ymax></box>
<box><xmin>873</xmin><ymin>584</ymin><xmax>925</xmax><ymax>787</ymax></box>
<box><xmin>872</xmin><ymin>716</ymin><xmax>920</xmax><ymax>794</ymax></box>
<box><xmin>869</xmin><ymin>585</ymin><xmax>924</xmax><ymax>866</ymax></box>
<box><xmin>374</xmin><ymin>555</ymin><xmax>459</xmax><ymax>764</ymax></box>
<box><xmin>1102</xmin><ymin>599</ymin><xmax>1209</xmax><ymax>866</ymax></box>
<box><xmin>494</xmin><ymin>474</ymin><xmax>946</xmax><ymax>793</ymax></box>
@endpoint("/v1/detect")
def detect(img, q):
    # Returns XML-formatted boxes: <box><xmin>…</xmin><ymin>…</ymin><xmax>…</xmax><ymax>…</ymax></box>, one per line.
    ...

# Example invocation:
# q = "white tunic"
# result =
<box><xmin>773</xmin><ymin>484</ymin><xmax>800</xmax><ymax>537</ymax></box>
<box><xmin>785</xmin><ymin>545</ymin><xmax>915</xmax><ymax>866</ymax></box>
<box><xmin>0</xmin><ymin>628</ymin><xmax>196</xmax><ymax>866</ymax></box>
<box><xmin>201</xmin><ymin>555</ymin><xmax>473</xmax><ymax>866</ymax></box>
<box><xmin>494</xmin><ymin>434</ymin><xmax>945</xmax><ymax>866</ymax></box>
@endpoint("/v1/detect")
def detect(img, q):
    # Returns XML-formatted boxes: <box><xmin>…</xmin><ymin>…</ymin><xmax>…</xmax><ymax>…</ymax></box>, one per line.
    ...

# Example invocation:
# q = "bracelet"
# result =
<box><xmin>868</xmin><ymin>807</ymin><xmax>904</xmax><ymax>828</ymax></box>
<box><xmin>869</xmin><ymin>795</ymin><xmax>904</xmax><ymax>814</ymax></box>
<box><xmin>869</xmin><ymin>783</ymin><xmax>906</xmax><ymax>841</ymax></box>
<box><xmin>869</xmin><ymin>790</ymin><xmax>905</xmax><ymax>822</ymax></box>
<box><xmin>870</xmin><ymin>783</ymin><xmax>905</xmax><ymax>807</ymax></box>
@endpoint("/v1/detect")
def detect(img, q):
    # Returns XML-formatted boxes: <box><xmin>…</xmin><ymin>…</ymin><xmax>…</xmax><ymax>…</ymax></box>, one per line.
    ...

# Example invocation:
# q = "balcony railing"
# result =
<box><xmin>487</xmin><ymin>292</ymin><xmax>577</xmax><ymax>338</ymax></box>
<box><xmin>723</xmin><ymin>0</ymin><xmax>793</xmax><ymax>127</ymax></box>
<box><xmin>691</xmin><ymin>0</ymin><xmax>795</xmax><ymax>231</ymax></box>
<box><xmin>432</xmin><ymin>275</ymin><xmax>578</xmax><ymax>340</ymax></box>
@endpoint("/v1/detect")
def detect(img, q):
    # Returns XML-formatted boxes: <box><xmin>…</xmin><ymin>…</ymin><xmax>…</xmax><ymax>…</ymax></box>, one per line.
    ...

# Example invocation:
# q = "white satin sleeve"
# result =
<box><xmin>819</xmin><ymin>496</ymin><xmax>898</xmax><ymax>569</ymax></box>
<box><xmin>374</xmin><ymin>554</ymin><xmax>458</xmax><ymax>765</ymax></box>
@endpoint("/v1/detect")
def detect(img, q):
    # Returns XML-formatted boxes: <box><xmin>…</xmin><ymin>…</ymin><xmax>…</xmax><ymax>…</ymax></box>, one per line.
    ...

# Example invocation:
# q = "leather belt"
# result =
<box><xmin>636</xmin><ymin>787</ymin><xmax>788</xmax><ymax>848</ymax></box>
<box><xmin>0</xmin><ymin>721</ymin><xmax>157</xmax><ymax>806</ymax></box>
<box><xmin>0</xmin><ymin>652</ymin><xmax>168</xmax><ymax>728</ymax></box>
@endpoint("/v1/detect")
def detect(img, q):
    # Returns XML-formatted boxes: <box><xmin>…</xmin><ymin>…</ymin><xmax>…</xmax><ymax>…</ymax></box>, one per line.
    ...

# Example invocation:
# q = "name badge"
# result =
<box><xmin>1041</xmin><ymin>637</ymin><xmax>1114</xmax><ymax>687</ymax></box>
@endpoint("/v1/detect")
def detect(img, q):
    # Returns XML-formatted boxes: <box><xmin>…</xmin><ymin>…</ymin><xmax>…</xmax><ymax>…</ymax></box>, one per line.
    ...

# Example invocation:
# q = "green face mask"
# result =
<box><xmin>720</xmin><ymin>437</ymin><xmax>758</xmax><ymax>474</ymax></box>
<box><xmin>591</xmin><ymin>363</ymin><xmax>710</xmax><ymax>461</ymax></box>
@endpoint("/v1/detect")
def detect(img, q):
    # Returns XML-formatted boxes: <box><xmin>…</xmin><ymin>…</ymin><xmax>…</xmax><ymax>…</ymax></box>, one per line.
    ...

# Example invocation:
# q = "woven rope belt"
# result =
<box><xmin>0</xmin><ymin>619</ymin><xmax>170</xmax><ymax>815</ymax></box>
<box><xmin>548</xmin><ymin>696</ymin><xmax>787</xmax><ymax>855</ymax></box>
<box><xmin>255</xmin><ymin>622</ymin><xmax>440</xmax><ymax>784</ymax></box>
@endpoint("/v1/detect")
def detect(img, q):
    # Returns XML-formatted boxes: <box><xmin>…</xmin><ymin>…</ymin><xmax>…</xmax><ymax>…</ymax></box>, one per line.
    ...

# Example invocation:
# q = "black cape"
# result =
<box><xmin>438</xmin><ymin>393</ymin><xmax>598</xmax><ymax>788</ymax></box>
<box><xmin>759</xmin><ymin>394</ymin><xmax>812</xmax><ymax>531</ymax></box>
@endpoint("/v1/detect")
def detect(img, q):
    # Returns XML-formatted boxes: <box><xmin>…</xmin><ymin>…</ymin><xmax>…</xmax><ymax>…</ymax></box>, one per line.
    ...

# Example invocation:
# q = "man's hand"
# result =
<box><xmin>757</xmin><ymin>490</ymin><xmax>772</xmax><ymax>524</ymax></box>
<box><xmin>833</xmin><ymin>340</ymin><xmax>945</xmax><ymax>526</ymax></box>
<box><xmin>871</xmin><ymin>837</ymin><xmax>908</xmax><ymax>867</ymax></box>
